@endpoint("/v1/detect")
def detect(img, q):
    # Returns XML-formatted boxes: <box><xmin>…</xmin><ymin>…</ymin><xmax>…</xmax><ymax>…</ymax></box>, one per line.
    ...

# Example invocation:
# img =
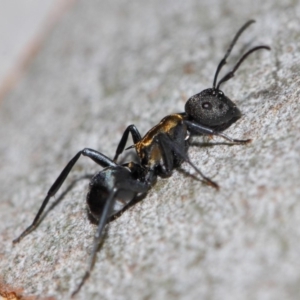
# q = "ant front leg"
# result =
<box><xmin>185</xmin><ymin>120</ymin><xmax>251</xmax><ymax>144</ymax></box>
<box><xmin>157</xmin><ymin>133</ymin><xmax>219</xmax><ymax>189</ymax></box>
<box><xmin>13</xmin><ymin>148</ymin><xmax>117</xmax><ymax>244</ymax></box>
<box><xmin>114</xmin><ymin>124</ymin><xmax>142</xmax><ymax>162</ymax></box>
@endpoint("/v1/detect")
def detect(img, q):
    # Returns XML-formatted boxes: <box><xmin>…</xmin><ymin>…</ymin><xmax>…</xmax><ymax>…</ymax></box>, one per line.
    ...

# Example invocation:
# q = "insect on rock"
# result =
<box><xmin>12</xmin><ymin>20</ymin><xmax>270</xmax><ymax>297</ymax></box>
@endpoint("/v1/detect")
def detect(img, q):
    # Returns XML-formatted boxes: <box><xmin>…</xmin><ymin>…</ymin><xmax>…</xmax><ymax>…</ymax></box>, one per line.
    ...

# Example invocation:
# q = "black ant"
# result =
<box><xmin>113</xmin><ymin>20</ymin><xmax>270</xmax><ymax>189</ymax></box>
<box><xmin>12</xmin><ymin>20</ymin><xmax>270</xmax><ymax>297</ymax></box>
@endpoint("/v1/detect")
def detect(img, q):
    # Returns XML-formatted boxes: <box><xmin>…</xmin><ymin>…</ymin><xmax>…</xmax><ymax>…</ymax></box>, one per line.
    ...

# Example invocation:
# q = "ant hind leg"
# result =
<box><xmin>71</xmin><ymin>188</ymin><xmax>117</xmax><ymax>297</ymax></box>
<box><xmin>13</xmin><ymin>148</ymin><xmax>117</xmax><ymax>244</ymax></box>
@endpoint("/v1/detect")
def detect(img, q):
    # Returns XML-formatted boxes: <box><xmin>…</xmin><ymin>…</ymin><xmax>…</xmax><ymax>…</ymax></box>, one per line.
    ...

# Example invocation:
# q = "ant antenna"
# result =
<box><xmin>212</xmin><ymin>20</ymin><xmax>255</xmax><ymax>90</ymax></box>
<box><xmin>216</xmin><ymin>45</ymin><xmax>271</xmax><ymax>89</ymax></box>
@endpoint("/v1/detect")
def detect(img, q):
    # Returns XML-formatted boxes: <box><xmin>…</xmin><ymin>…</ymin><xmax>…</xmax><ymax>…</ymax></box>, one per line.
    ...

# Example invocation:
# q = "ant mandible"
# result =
<box><xmin>113</xmin><ymin>20</ymin><xmax>270</xmax><ymax>189</ymax></box>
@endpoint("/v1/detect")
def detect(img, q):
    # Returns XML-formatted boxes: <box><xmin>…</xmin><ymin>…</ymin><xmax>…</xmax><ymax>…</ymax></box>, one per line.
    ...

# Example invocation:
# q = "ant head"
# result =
<box><xmin>185</xmin><ymin>88</ymin><xmax>241</xmax><ymax>131</ymax></box>
<box><xmin>185</xmin><ymin>20</ymin><xmax>270</xmax><ymax>131</ymax></box>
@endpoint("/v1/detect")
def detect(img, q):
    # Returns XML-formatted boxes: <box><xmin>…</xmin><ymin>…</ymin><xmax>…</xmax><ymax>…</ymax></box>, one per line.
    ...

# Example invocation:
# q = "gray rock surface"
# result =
<box><xmin>0</xmin><ymin>0</ymin><xmax>299</xmax><ymax>299</ymax></box>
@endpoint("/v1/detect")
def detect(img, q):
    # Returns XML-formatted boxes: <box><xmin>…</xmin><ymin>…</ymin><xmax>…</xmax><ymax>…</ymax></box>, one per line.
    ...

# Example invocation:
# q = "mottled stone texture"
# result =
<box><xmin>0</xmin><ymin>0</ymin><xmax>299</xmax><ymax>299</ymax></box>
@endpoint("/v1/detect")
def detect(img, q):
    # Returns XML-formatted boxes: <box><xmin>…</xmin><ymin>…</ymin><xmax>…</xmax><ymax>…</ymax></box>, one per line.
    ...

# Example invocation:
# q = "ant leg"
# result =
<box><xmin>122</xmin><ymin>162</ymin><xmax>157</xmax><ymax>188</ymax></box>
<box><xmin>71</xmin><ymin>176</ymin><xmax>151</xmax><ymax>296</ymax></box>
<box><xmin>114</xmin><ymin>125</ymin><xmax>142</xmax><ymax>162</ymax></box>
<box><xmin>157</xmin><ymin>134</ymin><xmax>219</xmax><ymax>189</ymax></box>
<box><xmin>71</xmin><ymin>188</ymin><xmax>117</xmax><ymax>297</ymax></box>
<box><xmin>13</xmin><ymin>149</ymin><xmax>117</xmax><ymax>244</ymax></box>
<box><xmin>185</xmin><ymin>120</ymin><xmax>251</xmax><ymax>143</ymax></box>
<box><xmin>154</xmin><ymin>135</ymin><xmax>174</xmax><ymax>176</ymax></box>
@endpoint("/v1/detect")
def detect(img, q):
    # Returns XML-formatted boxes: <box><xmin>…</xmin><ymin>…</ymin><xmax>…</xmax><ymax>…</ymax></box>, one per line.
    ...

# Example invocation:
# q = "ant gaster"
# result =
<box><xmin>13</xmin><ymin>149</ymin><xmax>155</xmax><ymax>296</ymax></box>
<box><xmin>12</xmin><ymin>20</ymin><xmax>270</xmax><ymax>297</ymax></box>
<box><xmin>113</xmin><ymin>20</ymin><xmax>270</xmax><ymax>189</ymax></box>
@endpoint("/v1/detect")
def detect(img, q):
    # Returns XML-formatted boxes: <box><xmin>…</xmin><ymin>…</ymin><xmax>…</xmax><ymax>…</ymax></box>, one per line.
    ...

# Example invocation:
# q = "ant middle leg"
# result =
<box><xmin>157</xmin><ymin>133</ymin><xmax>219</xmax><ymax>189</ymax></box>
<box><xmin>114</xmin><ymin>124</ymin><xmax>142</xmax><ymax>162</ymax></box>
<box><xmin>13</xmin><ymin>149</ymin><xmax>117</xmax><ymax>244</ymax></box>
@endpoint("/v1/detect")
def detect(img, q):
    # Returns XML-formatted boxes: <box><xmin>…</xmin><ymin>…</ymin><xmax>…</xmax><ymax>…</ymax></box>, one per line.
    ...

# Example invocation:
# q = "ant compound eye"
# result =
<box><xmin>219</xmin><ymin>103</ymin><xmax>224</xmax><ymax>109</ymax></box>
<box><xmin>202</xmin><ymin>102</ymin><xmax>212</xmax><ymax>110</ymax></box>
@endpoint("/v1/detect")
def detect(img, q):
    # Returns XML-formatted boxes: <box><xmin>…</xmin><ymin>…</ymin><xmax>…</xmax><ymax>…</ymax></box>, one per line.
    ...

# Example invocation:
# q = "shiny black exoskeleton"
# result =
<box><xmin>13</xmin><ymin>148</ymin><xmax>155</xmax><ymax>296</ymax></box>
<box><xmin>12</xmin><ymin>20</ymin><xmax>270</xmax><ymax>297</ymax></box>
<box><xmin>185</xmin><ymin>88</ymin><xmax>242</xmax><ymax>132</ymax></box>
<box><xmin>113</xmin><ymin>20</ymin><xmax>270</xmax><ymax>188</ymax></box>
